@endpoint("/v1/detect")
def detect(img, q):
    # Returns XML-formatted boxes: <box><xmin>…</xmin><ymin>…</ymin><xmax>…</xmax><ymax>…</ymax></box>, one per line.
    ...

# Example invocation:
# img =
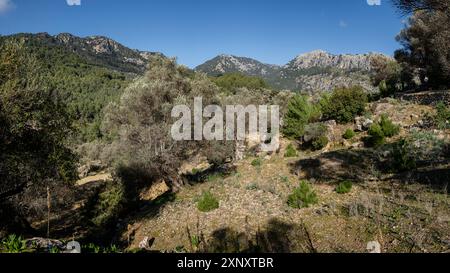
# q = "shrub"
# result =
<box><xmin>304</xmin><ymin>123</ymin><xmax>329</xmax><ymax>151</ymax></box>
<box><xmin>321</xmin><ymin>86</ymin><xmax>368</xmax><ymax>124</ymax></box>
<box><xmin>282</xmin><ymin>95</ymin><xmax>321</xmax><ymax>140</ymax></box>
<box><xmin>287</xmin><ymin>181</ymin><xmax>318</xmax><ymax>209</ymax></box>
<box><xmin>367</xmin><ymin>115</ymin><xmax>400</xmax><ymax>147</ymax></box>
<box><xmin>91</xmin><ymin>181</ymin><xmax>125</xmax><ymax>227</ymax></box>
<box><xmin>391</xmin><ymin>139</ymin><xmax>417</xmax><ymax>172</ymax></box>
<box><xmin>312</xmin><ymin>136</ymin><xmax>329</xmax><ymax>151</ymax></box>
<box><xmin>343</xmin><ymin>129</ymin><xmax>356</xmax><ymax>140</ymax></box>
<box><xmin>251</xmin><ymin>158</ymin><xmax>263</xmax><ymax>168</ymax></box>
<box><xmin>379</xmin><ymin>114</ymin><xmax>400</xmax><ymax>137</ymax></box>
<box><xmin>284</xmin><ymin>144</ymin><xmax>298</xmax><ymax>158</ymax></box>
<box><xmin>435</xmin><ymin>102</ymin><xmax>450</xmax><ymax>129</ymax></box>
<box><xmin>197</xmin><ymin>191</ymin><xmax>219</xmax><ymax>212</ymax></box>
<box><xmin>367</xmin><ymin>123</ymin><xmax>386</xmax><ymax>147</ymax></box>
<box><xmin>336</xmin><ymin>181</ymin><xmax>353</xmax><ymax>194</ymax></box>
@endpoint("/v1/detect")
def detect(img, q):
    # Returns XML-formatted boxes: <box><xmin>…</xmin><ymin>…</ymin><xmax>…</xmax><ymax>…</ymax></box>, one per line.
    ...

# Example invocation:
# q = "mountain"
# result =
<box><xmin>54</xmin><ymin>33</ymin><xmax>164</xmax><ymax>74</ymax></box>
<box><xmin>195</xmin><ymin>54</ymin><xmax>280</xmax><ymax>78</ymax></box>
<box><xmin>196</xmin><ymin>50</ymin><xmax>392</xmax><ymax>92</ymax></box>
<box><xmin>1</xmin><ymin>32</ymin><xmax>163</xmax><ymax>74</ymax></box>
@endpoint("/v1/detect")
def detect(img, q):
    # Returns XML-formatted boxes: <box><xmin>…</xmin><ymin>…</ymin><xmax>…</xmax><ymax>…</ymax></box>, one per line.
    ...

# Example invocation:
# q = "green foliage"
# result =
<box><xmin>246</xmin><ymin>183</ymin><xmax>259</xmax><ymax>191</ymax></box>
<box><xmin>367</xmin><ymin>123</ymin><xmax>386</xmax><ymax>147</ymax></box>
<box><xmin>1</xmin><ymin>235</ymin><xmax>27</xmax><ymax>253</ymax></box>
<box><xmin>197</xmin><ymin>191</ymin><xmax>219</xmax><ymax>212</ymax></box>
<box><xmin>312</xmin><ymin>136</ymin><xmax>329</xmax><ymax>151</ymax></box>
<box><xmin>343</xmin><ymin>129</ymin><xmax>356</xmax><ymax>140</ymax></box>
<box><xmin>284</xmin><ymin>144</ymin><xmax>298</xmax><ymax>158</ymax></box>
<box><xmin>370</xmin><ymin>56</ymin><xmax>402</xmax><ymax>96</ymax></box>
<box><xmin>206</xmin><ymin>173</ymin><xmax>224</xmax><ymax>183</ymax></box>
<box><xmin>287</xmin><ymin>181</ymin><xmax>318</xmax><ymax>209</ymax></box>
<box><xmin>282</xmin><ymin>95</ymin><xmax>321</xmax><ymax>140</ymax></box>
<box><xmin>212</xmin><ymin>73</ymin><xmax>269</xmax><ymax>93</ymax></box>
<box><xmin>367</xmin><ymin>115</ymin><xmax>400</xmax><ymax>147</ymax></box>
<box><xmin>0</xmin><ymin>34</ymin><xmax>132</xmax><ymax>142</ymax></box>
<box><xmin>379</xmin><ymin>114</ymin><xmax>400</xmax><ymax>137</ymax></box>
<box><xmin>0</xmin><ymin>40</ymin><xmax>78</xmax><ymax>207</ymax></box>
<box><xmin>321</xmin><ymin>86</ymin><xmax>368</xmax><ymax>124</ymax></box>
<box><xmin>84</xmin><ymin>243</ymin><xmax>122</xmax><ymax>254</ymax></box>
<box><xmin>391</xmin><ymin>139</ymin><xmax>417</xmax><ymax>172</ymax></box>
<box><xmin>393</xmin><ymin>4</ymin><xmax>450</xmax><ymax>89</ymax></box>
<box><xmin>251</xmin><ymin>158</ymin><xmax>263</xmax><ymax>168</ymax></box>
<box><xmin>304</xmin><ymin>123</ymin><xmax>329</xmax><ymax>151</ymax></box>
<box><xmin>102</xmin><ymin>57</ymin><xmax>235</xmax><ymax>195</ymax></box>
<box><xmin>91</xmin><ymin>182</ymin><xmax>125</xmax><ymax>227</ymax></box>
<box><xmin>435</xmin><ymin>102</ymin><xmax>450</xmax><ymax>129</ymax></box>
<box><xmin>336</xmin><ymin>181</ymin><xmax>353</xmax><ymax>194</ymax></box>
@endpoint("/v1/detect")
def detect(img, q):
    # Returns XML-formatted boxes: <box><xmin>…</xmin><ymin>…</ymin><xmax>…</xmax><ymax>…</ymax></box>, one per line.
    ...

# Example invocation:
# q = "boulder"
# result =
<box><xmin>139</xmin><ymin>180</ymin><xmax>170</xmax><ymax>202</ymax></box>
<box><xmin>355</xmin><ymin>117</ymin><xmax>373</xmax><ymax>132</ymax></box>
<box><xmin>77</xmin><ymin>160</ymin><xmax>105</xmax><ymax>179</ymax></box>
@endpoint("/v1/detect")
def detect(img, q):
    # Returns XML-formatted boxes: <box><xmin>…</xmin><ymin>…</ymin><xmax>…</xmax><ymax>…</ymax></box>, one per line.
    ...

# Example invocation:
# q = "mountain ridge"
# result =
<box><xmin>196</xmin><ymin>51</ymin><xmax>393</xmax><ymax>92</ymax></box>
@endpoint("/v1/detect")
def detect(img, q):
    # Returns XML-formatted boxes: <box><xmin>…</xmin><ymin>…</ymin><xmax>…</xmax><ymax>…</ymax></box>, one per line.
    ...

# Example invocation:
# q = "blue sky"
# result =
<box><xmin>0</xmin><ymin>0</ymin><xmax>405</xmax><ymax>68</ymax></box>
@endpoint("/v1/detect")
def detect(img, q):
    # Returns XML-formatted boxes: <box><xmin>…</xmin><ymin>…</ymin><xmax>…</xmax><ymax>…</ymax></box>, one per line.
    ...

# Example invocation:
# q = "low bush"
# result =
<box><xmin>312</xmin><ymin>136</ymin><xmax>329</xmax><ymax>151</ymax></box>
<box><xmin>336</xmin><ymin>181</ymin><xmax>353</xmax><ymax>194</ymax></box>
<box><xmin>391</xmin><ymin>139</ymin><xmax>416</xmax><ymax>172</ymax></box>
<box><xmin>435</xmin><ymin>102</ymin><xmax>450</xmax><ymax>129</ymax></box>
<box><xmin>367</xmin><ymin>123</ymin><xmax>385</xmax><ymax>147</ymax></box>
<box><xmin>284</xmin><ymin>144</ymin><xmax>298</xmax><ymax>157</ymax></box>
<box><xmin>251</xmin><ymin>158</ymin><xmax>263</xmax><ymax>168</ymax></box>
<box><xmin>379</xmin><ymin>114</ymin><xmax>400</xmax><ymax>137</ymax></box>
<box><xmin>197</xmin><ymin>191</ymin><xmax>219</xmax><ymax>212</ymax></box>
<box><xmin>304</xmin><ymin>123</ymin><xmax>329</xmax><ymax>151</ymax></box>
<box><xmin>367</xmin><ymin>115</ymin><xmax>400</xmax><ymax>147</ymax></box>
<box><xmin>287</xmin><ymin>181</ymin><xmax>318</xmax><ymax>209</ymax></box>
<box><xmin>343</xmin><ymin>129</ymin><xmax>356</xmax><ymax>140</ymax></box>
<box><xmin>91</xmin><ymin>181</ymin><xmax>125</xmax><ymax>227</ymax></box>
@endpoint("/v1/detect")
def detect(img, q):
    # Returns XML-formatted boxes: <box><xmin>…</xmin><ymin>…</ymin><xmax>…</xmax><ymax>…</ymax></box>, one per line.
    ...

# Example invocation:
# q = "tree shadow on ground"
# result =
<box><xmin>200</xmin><ymin>218</ymin><xmax>316</xmax><ymax>253</ymax></box>
<box><xmin>289</xmin><ymin>144</ymin><xmax>449</xmax><ymax>192</ymax></box>
<box><xmin>289</xmin><ymin>148</ymin><xmax>381</xmax><ymax>183</ymax></box>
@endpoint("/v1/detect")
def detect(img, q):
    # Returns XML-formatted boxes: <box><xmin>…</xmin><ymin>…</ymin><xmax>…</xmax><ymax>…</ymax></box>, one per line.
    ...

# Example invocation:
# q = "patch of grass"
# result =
<box><xmin>280</xmin><ymin>176</ymin><xmax>290</xmax><ymax>184</ymax></box>
<box><xmin>336</xmin><ymin>181</ymin><xmax>353</xmax><ymax>194</ymax></box>
<box><xmin>251</xmin><ymin>158</ymin><xmax>263</xmax><ymax>168</ymax></box>
<box><xmin>206</xmin><ymin>173</ymin><xmax>224</xmax><ymax>182</ymax></box>
<box><xmin>287</xmin><ymin>180</ymin><xmax>318</xmax><ymax>209</ymax></box>
<box><xmin>343</xmin><ymin>129</ymin><xmax>356</xmax><ymax>140</ymax></box>
<box><xmin>284</xmin><ymin>144</ymin><xmax>298</xmax><ymax>157</ymax></box>
<box><xmin>246</xmin><ymin>183</ymin><xmax>259</xmax><ymax>191</ymax></box>
<box><xmin>197</xmin><ymin>191</ymin><xmax>219</xmax><ymax>212</ymax></box>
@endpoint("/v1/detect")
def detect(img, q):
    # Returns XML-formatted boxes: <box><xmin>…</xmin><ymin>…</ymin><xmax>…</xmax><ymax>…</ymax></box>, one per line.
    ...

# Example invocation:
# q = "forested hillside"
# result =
<box><xmin>0</xmin><ymin>33</ymin><xmax>156</xmax><ymax>141</ymax></box>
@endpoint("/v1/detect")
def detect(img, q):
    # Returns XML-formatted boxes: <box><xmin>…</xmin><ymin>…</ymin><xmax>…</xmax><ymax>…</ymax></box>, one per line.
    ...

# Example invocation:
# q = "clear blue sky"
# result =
<box><xmin>0</xmin><ymin>0</ymin><xmax>405</xmax><ymax>68</ymax></box>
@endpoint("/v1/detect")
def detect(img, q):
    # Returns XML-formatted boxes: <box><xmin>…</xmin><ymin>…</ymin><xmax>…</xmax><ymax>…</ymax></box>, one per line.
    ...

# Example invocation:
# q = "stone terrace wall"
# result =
<box><xmin>395</xmin><ymin>90</ymin><xmax>450</xmax><ymax>106</ymax></box>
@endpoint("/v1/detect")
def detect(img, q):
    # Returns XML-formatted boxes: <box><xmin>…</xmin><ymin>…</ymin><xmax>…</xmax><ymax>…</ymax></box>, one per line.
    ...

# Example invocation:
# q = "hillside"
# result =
<box><xmin>196</xmin><ymin>51</ymin><xmax>392</xmax><ymax>93</ymax></box>
<box><xmin>110</xmin><ymin>98</ymin><xmax>450</xmax><ymax>253</ymax></box>
<box><xmin>0</xmin><ymin>33</ymin><xmax>164</xmax><ymax>141</ymax></box>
